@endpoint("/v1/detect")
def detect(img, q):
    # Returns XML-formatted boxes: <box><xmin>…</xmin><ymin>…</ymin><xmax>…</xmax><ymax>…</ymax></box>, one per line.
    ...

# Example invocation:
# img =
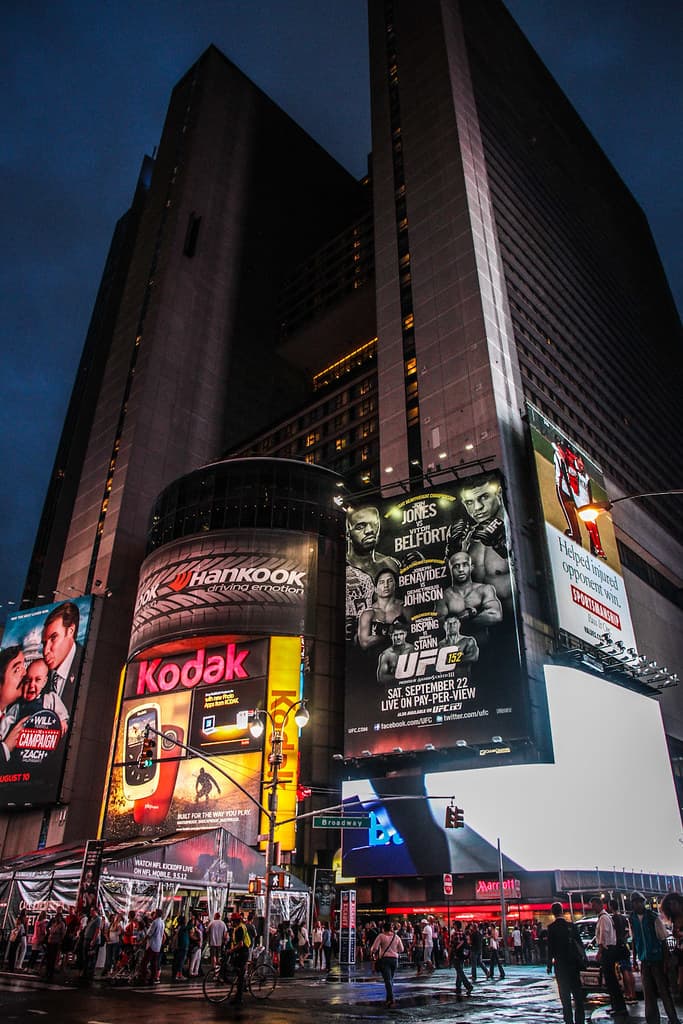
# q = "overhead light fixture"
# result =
<box><xmin>248</xmin><ymin>711</ymin><xmax>265</xmax><ymax>739</ymax></box>
<box><xmin>455</xmin><ymin>739</ymin><xmax>468</xmax><ymax>748</ymax></box>
<box><xmin>294</xmin><ymin>701</ymin><xmax>310</xmax><ymax>729</ymax></box>
<box><xmin>385</xmin><ymin>466</ymin><xmax>394</xmax><ymax>474</ymax></box>
<box><xmin>332</xmin><ymin>753</ymin><xmax>344</xmax><ymax>761</ymax></box>
<box><xmin>424</xmin><ymin>743</ymin><xmax>435</xmax><ymax>751</ymax></box>
<box><xmin>439</xmin><ymin>451</ymin><xmax>447</xmax><ymax>459</ymax></box>
<box><xmin>465</xmin><ymin>443</ymin><xmax>474</xmax><ymax>451</ymax></box>
<box><xmin>491</xmin><ymin>735</ymin><xmax>503</xmax><ymax>744</ymax></box>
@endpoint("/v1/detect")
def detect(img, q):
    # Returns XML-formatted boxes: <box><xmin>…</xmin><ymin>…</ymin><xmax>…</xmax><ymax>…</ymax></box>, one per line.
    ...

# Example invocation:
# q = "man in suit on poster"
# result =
<box><xmin>41</xmin><ymin>602</ymin><xmax>84</xmax><ymax>712</ymax></box>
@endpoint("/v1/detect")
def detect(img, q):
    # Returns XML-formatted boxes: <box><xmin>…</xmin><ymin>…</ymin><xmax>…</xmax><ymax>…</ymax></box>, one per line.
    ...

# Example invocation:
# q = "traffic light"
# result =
<box><xmin>137</xmin><ymin>727</ymin><xmax>156</xmax><ymax>769</ymax></box>
<box><xmin>445</xmin><ymin>804</ymin><xmax>465</xmax><ymax>828</ymax></box>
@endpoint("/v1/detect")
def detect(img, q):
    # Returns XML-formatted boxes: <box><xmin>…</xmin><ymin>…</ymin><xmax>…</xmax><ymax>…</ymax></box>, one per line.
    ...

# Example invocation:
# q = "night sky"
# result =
<box><xmin>2</xmin><ymin>1</ymin><xmax>681</xmax><ymax>622</ymax></box>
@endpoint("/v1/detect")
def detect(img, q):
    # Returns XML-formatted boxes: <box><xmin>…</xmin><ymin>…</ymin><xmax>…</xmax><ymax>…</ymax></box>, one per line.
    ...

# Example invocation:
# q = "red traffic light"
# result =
<box><xmin>445</xmin><ymin>804</ymin><xmax>465</xmax><ymax>828</ymax></box>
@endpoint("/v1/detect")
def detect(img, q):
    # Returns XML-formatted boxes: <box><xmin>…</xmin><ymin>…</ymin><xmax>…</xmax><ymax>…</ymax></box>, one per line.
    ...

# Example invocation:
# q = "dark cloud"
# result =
<box><xmin>0</xmin><ymin>0</ymin><xmax>680</xmax><ymax>619</ymax></box>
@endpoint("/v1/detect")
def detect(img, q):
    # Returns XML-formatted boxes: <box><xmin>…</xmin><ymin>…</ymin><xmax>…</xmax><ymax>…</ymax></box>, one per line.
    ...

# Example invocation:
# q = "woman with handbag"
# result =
<box><xmin>371</xmin><ymin>920</ymin><xmax>404</xmax><ymax>1008</ymax></box>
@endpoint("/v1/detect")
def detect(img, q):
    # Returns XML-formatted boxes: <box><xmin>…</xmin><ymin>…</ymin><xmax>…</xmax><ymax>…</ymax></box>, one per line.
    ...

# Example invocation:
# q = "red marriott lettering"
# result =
<box><xmin>135</xmin><ymin>644</ymin><xmax>250</xmax><ymax>695</ymax></box>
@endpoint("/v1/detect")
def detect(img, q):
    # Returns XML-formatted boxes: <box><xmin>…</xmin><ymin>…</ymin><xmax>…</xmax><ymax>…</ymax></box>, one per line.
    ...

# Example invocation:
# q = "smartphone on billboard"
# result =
<box><xmin>123</xmin><ymin>702</ymin><xmax>161</xmax><ymax>801</ymax></box>
<box><xmin>133</xmin><ymin>724</ymin><xmax>184</xmax><ymax>826</ymax></box>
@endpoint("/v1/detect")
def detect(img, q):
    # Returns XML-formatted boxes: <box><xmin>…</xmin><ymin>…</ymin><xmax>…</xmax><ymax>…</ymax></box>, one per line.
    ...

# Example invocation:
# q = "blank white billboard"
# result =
<box><xmin>342</xmin><ymin>667</ymin><xmax>683</xmax><ymax>876</ymax></box>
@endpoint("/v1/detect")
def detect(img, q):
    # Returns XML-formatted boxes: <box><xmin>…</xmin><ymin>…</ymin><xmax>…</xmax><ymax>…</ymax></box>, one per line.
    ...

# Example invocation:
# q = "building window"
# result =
<box><xmin>335</xmin><ymin>437</ymin><xmax>347</xmax><ymax>451</ymax></box>
<box><xmin>305</xmin><ymin>431</ymin><xmax>320</xmax><ymax>448</ymax></box>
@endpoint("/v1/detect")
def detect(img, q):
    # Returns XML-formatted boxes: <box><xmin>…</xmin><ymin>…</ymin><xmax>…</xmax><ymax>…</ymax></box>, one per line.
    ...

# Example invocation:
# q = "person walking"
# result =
<box><xmin>27</xmin><ymin>910</ymin><xmax>48</xmax><ymax>970</ymax></box>
<box><xmin>591</xmin><ymin>896</ymin><xmax>629</xmax><ymax>1022</ymax></box>
<box><xmin>103</xmin><ymin>911</ymin><xmax>123</xmax><ymax>976</ymax></box>
<box><xmin>610</xmin><ymin>899</ymin><xmax>637</xmax><ymax>1004</ymax></box>
<box><xmin>450</xmin><ymin>924</ymin><xmax>473</xmax><ymax>998</ymax></box>
<box><xmin>188</xmin><ymin>914</ymin><xmax>204</xmax><ymax>977</ymax></box>
<box><xmin>546</xmin><ymin>902</ymin><xmax>586</xmax><ymax>1024</ymax></box>
<box><xmin>297</xmin><ymin>922</ymin><xmax>310</xmax><ymax>968</ymax></box>
<box><xmin>140</xmin><ymin>908</ymin><xmax>165</xmax><ymax>984</ymax></box>
<box><xmin>312</xmin><ymin>921</ymin><xmax>324</xmax><ymax>969</ymax></box>
<box><xmin>9</xmin><ymin>911</ymin><xmax>28</xmax><ymax>971</ymax></box>
<box><xmin>228</xmin><ymin>911</ymin><xmax>250</xmax><ymax>1006</ymax></box>
<box><xmin>488</xmin><ymin>925</ymin><xmax>506</xmax><ymax>980</ymax></box>
<box><xmin>371</xmin><ymin>920</ymin><xmax>404</xmax><ymax>1009</ymax></box>
<box><xmin>172</xmin><ymin>917</ymin><xmax>190</xmax><ymax>980</ymax></box>
<box><xmin>512</xmin><ymin>925</ymin><xmax>523</xmax><ymax>963</ymax></box>
<box><xmin>629</xmin><ymin>891</ymin><xmax>681</xmax><ymax>1024</ymax></box>
<box><xmin>469</xmin><ymin>922</ymin><xmax>490</xmax><ymax>981</ymax></box>
<box><xmin>322</xmin><ymin>923</ymin><xmax>333</xmax><ymax>972</ymax></box>
<box><xmin>44</xmin><ymin>910</ymin><xmax>66</xmax><ymax>981</ymax></box>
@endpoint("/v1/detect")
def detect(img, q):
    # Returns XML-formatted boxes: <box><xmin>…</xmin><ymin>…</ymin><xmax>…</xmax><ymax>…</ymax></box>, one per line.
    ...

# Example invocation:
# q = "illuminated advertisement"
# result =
<box><xmin>342</xmin><ymin>667</ymin><xmax>683</xmax><ymax>877</ymax></box>
<box><xmin>0</xmin><ymin>597</ymin><xmax>93</xmax><ymax>807</ymax></box>
<box><xmin>259</xmin><ymin>636</ymin><xmax>304</xmax><ymax>852</ymax></box>
<box><xmin>103</xmin><ymin>637</ymin><xmax>269</xmax><ymax>844</ymax></box>
<box><xmin>344</xmin><ymin>476</ymin><xmax>528</xmax><ymax>757</ymax></box>
<box><xmin>128</xmin><ymin>530</ymin><xmax>317</xmax><ymax>656</ymax></box>
<box><xmin>527</xmin><ymin>403</ymin><xmax>636</xmax><ymax>649</ymax></box>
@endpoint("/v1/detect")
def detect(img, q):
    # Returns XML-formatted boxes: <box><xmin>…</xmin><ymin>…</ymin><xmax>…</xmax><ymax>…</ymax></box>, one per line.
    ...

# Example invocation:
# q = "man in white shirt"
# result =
<box><xmin>141</xmin><ymin>908</ymin><xmax>165</xmax><ymax>985</ymax></box>
<box><xmin>591</xmin><ymin>896</ymin><xmax>629</xmax><ymax>1021</ymax></box>
<box><xmin>207</xmin><ymin>912</ymin><xmax>228</xmax><ymax>968</ymax></box>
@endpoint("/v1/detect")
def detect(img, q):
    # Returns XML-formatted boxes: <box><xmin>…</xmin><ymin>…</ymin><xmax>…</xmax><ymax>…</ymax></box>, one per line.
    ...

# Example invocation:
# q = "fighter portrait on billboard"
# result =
<box><xmin>344</xmin><ymin>474</ymin><xmax>528</xmax><ymax>757</ymax></box>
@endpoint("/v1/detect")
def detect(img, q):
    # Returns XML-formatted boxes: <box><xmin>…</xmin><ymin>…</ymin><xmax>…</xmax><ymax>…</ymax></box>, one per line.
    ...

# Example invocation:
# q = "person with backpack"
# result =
<box><xmin>629</xmin><ymin>891</ymin><xmax>681</xmax><ymax>1024</ymax></box>
<box><xmin>228</xmin><ymin>911</ymin><xmax>251</xmax><ymax>1005</ymax></box>
<box><xmin>610</xmin><ymin>899</ymin><xmax>637</xmax><ymax>1004</ymax></box>
<box><xmin>449</xmin><ymin>923</ymin><xmax>473</xmax><ymax>998</ymax></box>
<box><xmin>546</xmin><ymin>902</ymin><xmax>586</xmax><ymax>1024</ymax></box>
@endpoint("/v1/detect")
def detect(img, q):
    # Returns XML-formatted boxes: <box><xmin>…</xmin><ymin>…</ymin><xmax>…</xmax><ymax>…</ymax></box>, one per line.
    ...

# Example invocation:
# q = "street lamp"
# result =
<box><xmin>248</xmin><ymin>699</ymin><xmax>310</xmax><ymax>947</ymax></box>
<box><xmin>576</xmin><ymin>489</ymin><xmax>683</xmax><ymax>523</ymax></box>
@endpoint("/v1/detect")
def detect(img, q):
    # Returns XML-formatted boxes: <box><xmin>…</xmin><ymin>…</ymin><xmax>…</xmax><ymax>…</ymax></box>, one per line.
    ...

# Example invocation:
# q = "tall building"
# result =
<box><xmin>3</xmin><ymin>1</ymin><xmax>681</xmax><ymax>917</ymax></box>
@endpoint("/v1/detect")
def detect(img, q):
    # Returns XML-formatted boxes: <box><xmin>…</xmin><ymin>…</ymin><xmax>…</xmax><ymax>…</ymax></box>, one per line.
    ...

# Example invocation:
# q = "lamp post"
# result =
<box><xmin>248</xmin><ymin>699</ymin><xmax>310</xmax><ymax>949</ymax></box>
<box><xmin>576</xmin><ymin>489</ymin><xmax>683</xmax><ymax>522</ymax></box>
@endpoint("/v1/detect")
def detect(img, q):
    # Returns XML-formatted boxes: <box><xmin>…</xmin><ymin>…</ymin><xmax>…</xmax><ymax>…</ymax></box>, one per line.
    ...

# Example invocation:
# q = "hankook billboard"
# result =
<box><xmin>527</xmin><ymin>404</ymin><xmax>636</xmax><ymax>650</ymax></box>
<box><xmin>129</xmin><ymin>530</ymin><xmax>317</xmax><ymax>656</ymax></box>
<box><xmin>0</xmin><ymin>597</ymin><xmax>93</xmax><ymax>807</ymax></box>
<box><xmin>344</xmin><ymin>474</ymin><xmax>529</xmax><ymax>757</ymax></box>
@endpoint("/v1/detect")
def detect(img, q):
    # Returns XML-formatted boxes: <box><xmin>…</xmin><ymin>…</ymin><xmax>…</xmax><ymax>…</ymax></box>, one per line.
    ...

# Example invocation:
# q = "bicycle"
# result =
<box><xmin>203</xmin><ymin>946</ymin><xmax>277</xmax><ymax>1003</ymax></box>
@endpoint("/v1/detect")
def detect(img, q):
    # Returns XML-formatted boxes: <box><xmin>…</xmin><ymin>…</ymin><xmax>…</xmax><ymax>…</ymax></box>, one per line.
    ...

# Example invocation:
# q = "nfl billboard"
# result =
<box><xmin>527</xmin><ymin>403</ymin><xmax>636</xmax><ymax>650</ymax></box>
<box><xmin>344</xmin><ymin>474</ymin><xmax>529</xmax><ymax>758</ymax></box>
<box><xmin>0</xmin><ymin>597</ymin><xmax>93</xmax><ymax>807</ymax></box>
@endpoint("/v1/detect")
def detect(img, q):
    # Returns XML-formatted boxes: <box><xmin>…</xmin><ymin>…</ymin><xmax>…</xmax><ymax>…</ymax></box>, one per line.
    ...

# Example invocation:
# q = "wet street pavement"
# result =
<box><xmin>0</xmin><ymin>962</ymin><xmax>630</xmax><ymax>1023</ymax></box>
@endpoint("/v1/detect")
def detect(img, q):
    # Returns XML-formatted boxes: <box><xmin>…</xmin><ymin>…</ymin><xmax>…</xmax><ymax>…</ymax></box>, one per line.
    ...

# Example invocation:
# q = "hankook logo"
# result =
<box><xmin>166</xmin><ymin>565</ymin><xmax>306</xmax><ymax>592</ymax></box>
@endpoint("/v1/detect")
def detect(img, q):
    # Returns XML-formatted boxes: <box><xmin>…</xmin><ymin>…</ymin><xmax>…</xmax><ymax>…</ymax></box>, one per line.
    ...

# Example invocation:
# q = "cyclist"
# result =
<box><xmin>228</xmin><ymin>911</ymin><xmax>250</xmax><ymax>1005</ymax></box>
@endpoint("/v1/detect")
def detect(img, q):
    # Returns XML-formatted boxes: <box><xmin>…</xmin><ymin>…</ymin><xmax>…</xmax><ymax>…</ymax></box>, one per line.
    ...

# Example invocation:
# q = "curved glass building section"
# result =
<box><xmin>147</xmin><ymin>457</ymin><xmax>345</xmax><ymax>552</ymax></box>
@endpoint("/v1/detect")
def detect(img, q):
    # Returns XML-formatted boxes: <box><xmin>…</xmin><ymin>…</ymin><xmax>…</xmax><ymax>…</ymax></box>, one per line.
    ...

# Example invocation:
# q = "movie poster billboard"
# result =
<box><xmin>0</xmin><ymin>596</ymin><xmax>93</xmax><ymax>807</ymax></box>
<box><xmin>102</xmin><ymin>637</ymin><xmax>269</xmax><ymax>844</ymax></box>
<box><xmin>527</xmin><ymin>403</ymin><xmax>636</xmax><ymax>649</ymax></box>
<box><xmin>344</xmin><ymin>475</ymin><xmax>528</xmax><ymax>758</ymax></box>
<box><xmin>128</xmin><ymin>530</ymin><xmax>317</xmax><ymax>657</ymax></box>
